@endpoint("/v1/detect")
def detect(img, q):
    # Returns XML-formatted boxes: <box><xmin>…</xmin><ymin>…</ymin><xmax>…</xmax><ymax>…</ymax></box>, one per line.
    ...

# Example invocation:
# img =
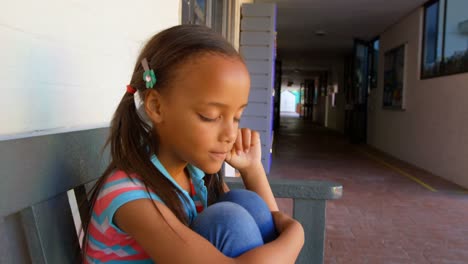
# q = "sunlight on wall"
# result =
<box><xmin>0</xmin><ymin>0</ymin><xmax>180</xmax><ymax>139</ymax></box>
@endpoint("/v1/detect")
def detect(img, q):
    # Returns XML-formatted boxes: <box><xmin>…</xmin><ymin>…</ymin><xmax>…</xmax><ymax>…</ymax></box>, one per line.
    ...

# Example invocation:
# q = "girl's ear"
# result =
<box><xmin>144</xmin><ymin>89</ymin><xmax>164</xmax><ymax>124</ymax></box>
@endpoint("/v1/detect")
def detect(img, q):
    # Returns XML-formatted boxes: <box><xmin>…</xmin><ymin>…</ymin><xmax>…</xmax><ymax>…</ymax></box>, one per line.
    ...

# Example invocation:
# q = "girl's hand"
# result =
<box><xmin>225</xmin><ymin>128</ymin><xmax>262</xmax><ymax>172</ymax></box>
<box><xmin>225</xmin><ymin>128</ymin><xmax>278</xmax><ymax>212</ymax></box>
<box><xmin>271</xmin><ymin>211</ymin><xmax>299</xmax><ymax>234</ymax></box>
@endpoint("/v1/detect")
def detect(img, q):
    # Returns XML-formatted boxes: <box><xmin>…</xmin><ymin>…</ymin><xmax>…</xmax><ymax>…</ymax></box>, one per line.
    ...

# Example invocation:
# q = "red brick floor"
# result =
<box><xmin>270</xmin><ymin>116</ymin><xmax>468</xmax><ymax>264</ymax></box>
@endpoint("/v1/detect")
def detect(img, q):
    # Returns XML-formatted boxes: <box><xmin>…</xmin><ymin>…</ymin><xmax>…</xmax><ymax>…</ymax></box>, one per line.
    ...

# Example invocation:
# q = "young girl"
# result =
<box><xmin>82</xmin><ymin>24</ymin><xmax>304</xmax><ymax>264</ymax></box>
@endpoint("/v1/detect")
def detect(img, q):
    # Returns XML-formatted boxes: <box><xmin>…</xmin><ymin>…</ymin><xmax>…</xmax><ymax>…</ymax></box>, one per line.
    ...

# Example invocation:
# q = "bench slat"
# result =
<box><xmin>20</xmin><ymin>192</ymin><xmax>81</xmax><ymax>263</ymax></box>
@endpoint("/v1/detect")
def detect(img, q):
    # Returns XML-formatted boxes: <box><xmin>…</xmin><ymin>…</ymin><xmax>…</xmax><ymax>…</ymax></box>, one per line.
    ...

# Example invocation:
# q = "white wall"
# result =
<box><xmin>367</xmin><ymin>7</ymin><xmax>468</xmax><ymax>188</ymax></box>
<box><xmin>0</xmin><ymin>0</ymin><xmax>180</xmax><ymax>139</ymax></box>
<box><xmin>325</xmin><ymin>90</ymin><xmax>345</xmax><ymax>134</ymax></box>
<box><xmin>324</xmin><ymin>59</ymin><xmax>345</xmax><ymax>134</ymax></box>
<box><xmin>280</xmin><ymin>90</ymin><xmax>296</xmax><ymax>112</ymax></box>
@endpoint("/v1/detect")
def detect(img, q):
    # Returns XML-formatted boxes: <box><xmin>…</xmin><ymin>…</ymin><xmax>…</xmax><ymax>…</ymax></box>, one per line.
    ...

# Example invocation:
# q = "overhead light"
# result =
<box><xmin>315</xmin><ymin>30</ymin><xmax>326</xmax><ymax>36</ymax></box>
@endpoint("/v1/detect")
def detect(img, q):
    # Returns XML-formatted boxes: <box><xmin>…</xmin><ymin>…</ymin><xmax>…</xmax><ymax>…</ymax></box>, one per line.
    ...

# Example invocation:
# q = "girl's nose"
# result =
<box><xmin>220</xmin><ymin>121</ymin><xmax>237</xmax><ymax>144</ymax></box>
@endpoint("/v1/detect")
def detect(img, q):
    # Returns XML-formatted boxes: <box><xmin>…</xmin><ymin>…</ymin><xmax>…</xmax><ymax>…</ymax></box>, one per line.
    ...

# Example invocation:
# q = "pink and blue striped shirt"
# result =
<box><xmin>84</xmin><ymin>155</ymin><xmax>208</xmax><ymax>263</ymax></box>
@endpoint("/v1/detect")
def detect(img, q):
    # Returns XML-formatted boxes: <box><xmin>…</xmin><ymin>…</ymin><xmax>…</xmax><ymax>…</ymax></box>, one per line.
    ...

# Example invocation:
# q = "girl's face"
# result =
<box><xmin>149</xmin><ymin>54</ymin><xmax>250</xmax><ymax>174</ymax></box>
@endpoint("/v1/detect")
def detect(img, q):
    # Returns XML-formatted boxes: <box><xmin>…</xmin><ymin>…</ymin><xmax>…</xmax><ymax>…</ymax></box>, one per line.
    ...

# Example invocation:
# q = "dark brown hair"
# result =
<box><xmin>81</xmin><ymin>25</ymin><xmax>243</xmax><ymax>253</ymax></box>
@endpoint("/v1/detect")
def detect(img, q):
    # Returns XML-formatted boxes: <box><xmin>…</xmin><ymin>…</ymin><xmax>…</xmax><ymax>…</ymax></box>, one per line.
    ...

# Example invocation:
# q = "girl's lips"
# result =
<box><xmin>209</xmin><ymin>152</ymin><xmax>227</xmax><ymax>160</ymax></box>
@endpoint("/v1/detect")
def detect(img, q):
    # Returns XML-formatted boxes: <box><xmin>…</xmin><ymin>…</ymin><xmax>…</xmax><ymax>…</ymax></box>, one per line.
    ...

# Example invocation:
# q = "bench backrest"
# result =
<box><xmin>1</xmin><ymin>128</ymin><xmax>108</xmax><ymax>263</ymax></box>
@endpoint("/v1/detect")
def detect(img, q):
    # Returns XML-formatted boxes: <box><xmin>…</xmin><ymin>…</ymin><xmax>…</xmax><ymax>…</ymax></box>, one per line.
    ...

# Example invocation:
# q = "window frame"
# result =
<box><xmin>421</xmin><ymin>0</ymin><xmax>468</xmax><ymax>79</ymax></box>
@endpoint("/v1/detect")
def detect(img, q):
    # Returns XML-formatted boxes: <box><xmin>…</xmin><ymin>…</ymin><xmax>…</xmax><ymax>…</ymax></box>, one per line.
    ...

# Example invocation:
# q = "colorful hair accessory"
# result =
<box><xmin>126</xmin><ymin>84</ymin><xmax>152</xmax><ymax>128</ymax></box>
<box><xmin>141</xmin><ymin>58</ymin><xmax>157</xmax><ymax>88</ymax></box>
<box><xmin>133</xmin><ymin>88</ymin><xmax>152</xmax><ymax>128</ymax></box>
<box><xmin>126</xmin><ymin>85</ymin><xmax>137</xmax><ymax>94</ymax></box>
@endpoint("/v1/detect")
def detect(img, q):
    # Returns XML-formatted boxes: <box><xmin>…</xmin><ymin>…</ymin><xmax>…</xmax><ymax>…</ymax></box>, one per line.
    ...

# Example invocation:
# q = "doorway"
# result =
<box><xmin>345</xmin><ymin>39</ymin><xmax>370</xmax><ymax>144</ymax></box>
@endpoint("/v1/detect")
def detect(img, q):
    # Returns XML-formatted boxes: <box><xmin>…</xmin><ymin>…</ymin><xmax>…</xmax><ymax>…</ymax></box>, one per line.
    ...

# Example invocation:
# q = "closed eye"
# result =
<box><xmin>199</xmin><ymin>114</ymin><xmax>241</xmax><ymax>123</ymax></box>
<box><xmin>198</xmin><ymin>114</ymin><xmax>218</xmax><ymax>122</ymax></box>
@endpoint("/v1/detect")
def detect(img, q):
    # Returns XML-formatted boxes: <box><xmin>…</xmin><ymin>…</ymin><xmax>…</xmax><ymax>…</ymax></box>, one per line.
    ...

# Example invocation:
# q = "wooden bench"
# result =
<box><xmin>0</xmin><ymin>128</ymin><xmax>342</xmax><ymax>263</ymax></box>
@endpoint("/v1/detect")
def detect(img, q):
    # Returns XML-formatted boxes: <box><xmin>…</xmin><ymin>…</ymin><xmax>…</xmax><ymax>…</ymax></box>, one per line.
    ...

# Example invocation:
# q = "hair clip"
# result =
<box><xmin>126</xmin><ymin>85</ymin><xmax>137</xmax><ymax>94</ymax></box>
<box><xmin>141</xmin><ymin>58</ymin><xmax>157</xmax><ymax>88</ymax></box>
<box><xmin>125</xmin><ymin>83</ymin><xmax>152</xmax><ymax>128</ymax></box>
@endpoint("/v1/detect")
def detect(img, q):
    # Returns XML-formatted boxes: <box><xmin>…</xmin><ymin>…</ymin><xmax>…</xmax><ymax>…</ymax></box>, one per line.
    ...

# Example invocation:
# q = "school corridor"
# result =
<box><xmin>270</xmin><ymin>115</ymin><xmax>468</xmax><ymax>264</ymax></box>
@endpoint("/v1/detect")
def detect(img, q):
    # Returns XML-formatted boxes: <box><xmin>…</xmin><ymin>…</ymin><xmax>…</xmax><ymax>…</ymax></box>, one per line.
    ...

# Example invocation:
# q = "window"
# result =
<box><xmin>422</xmin><ymin>0</ymin><xmax>468</xmax><ymax>78</ymax></box>
<box><xmin>369</xmin><ymin>38</ymin><xmax>380</xmax><ymax>89</ymax></box>
<box><xmin>182</xmin><ymin>0</ymin><xmax>209</xmax><ymax>25</ymax></box>
<box><xmin>181</xmin><ymin>0</ymin><xmax>232</xmax><ymax>40</ymax></box>
<box><xmin>211</xmin><ymin>0</ymin><xmax>230</xmax><ymax>37</ymax></box>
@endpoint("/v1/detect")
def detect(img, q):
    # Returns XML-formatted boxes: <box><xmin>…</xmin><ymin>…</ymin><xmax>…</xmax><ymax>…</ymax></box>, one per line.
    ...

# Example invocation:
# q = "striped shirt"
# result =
<box><xmin>84</xmin><ymin>154</ymin><xmax>208</xmax><ymax>263</ymax></box>
<box><xmin>190</xmin><ymin>180</ymin><xmax>204</xmax><ymax>213</ymax></box>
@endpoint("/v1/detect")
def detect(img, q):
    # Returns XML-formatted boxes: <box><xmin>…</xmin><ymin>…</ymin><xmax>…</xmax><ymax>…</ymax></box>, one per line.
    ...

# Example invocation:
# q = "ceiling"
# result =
<box><xmin>254</xmin><ymin>0</ymin><xmax>428</xmax><ymax>77</ymax></box>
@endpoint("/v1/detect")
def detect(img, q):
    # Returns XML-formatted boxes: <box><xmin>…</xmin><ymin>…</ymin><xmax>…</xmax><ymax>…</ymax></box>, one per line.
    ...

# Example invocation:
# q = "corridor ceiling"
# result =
<box><xmin>254</xmin><ymin>0</ymin><xmax>428</xmax><ymax>76</ymax></box>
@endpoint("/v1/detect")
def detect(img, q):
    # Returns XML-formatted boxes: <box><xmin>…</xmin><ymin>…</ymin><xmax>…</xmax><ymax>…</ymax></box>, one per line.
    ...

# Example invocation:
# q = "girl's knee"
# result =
<box><xmin>220</xmin><ymin>189</ymin><xmax>264</xmax><ymax>206</ymax></box>
<box><xmin>219</xmin><ymin>189</ymin><xmax>270</xmax><ymax>215</ymax></box>
<box><xmin>193</xmin><ymin>201</ymin><xmax>253</xmax><ymax>227</ymax></box>
<box><xmin>191</xmin><ymin>202</ymin><xmax>263</xmax><ymax>257</ymax></box>
<box><xmin>219</xmin><ymin>189</ymin><xmax>277</xmax><ymax>244</ymax></box>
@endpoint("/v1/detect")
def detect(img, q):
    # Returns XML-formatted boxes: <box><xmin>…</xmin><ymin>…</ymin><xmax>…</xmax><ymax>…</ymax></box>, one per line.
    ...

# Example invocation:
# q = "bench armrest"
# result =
<box><xmin>224</xmin><ymin>177</ymin><xmax>343</xmax><ymax>200</ymax></box>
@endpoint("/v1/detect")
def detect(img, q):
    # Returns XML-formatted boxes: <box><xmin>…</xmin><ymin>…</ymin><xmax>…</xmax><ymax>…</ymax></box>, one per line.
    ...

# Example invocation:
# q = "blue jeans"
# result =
<box><xmin>190</xmin><ymin>189</ymin><xmax>278</xmax><ymax>258</ymax></box>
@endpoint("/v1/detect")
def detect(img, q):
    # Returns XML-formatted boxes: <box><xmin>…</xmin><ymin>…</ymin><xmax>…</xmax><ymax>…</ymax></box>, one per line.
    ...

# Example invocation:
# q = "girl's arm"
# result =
<box><xmin>238</xmin><ymin>163</ymin><xmax>278</xmax><ymax>211</ymax></box>
<box><xmin>222</xmin><ymin>164</ymin><xmax>277</xmax><ymax>211</ymax></box>
<box><xmin>238</xmin><ymin>211</ymin><xmax>304</xmax><ymax>264</ymax></box>
<box><xmin>114</xmin><ymin>198</ymin><xmax>303</xmax><ymax>264</ymax></box>
<box><xmin>226</xmin><ymin>128</ymin><xmax>278</xmax><ymax>211</ymax></box>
